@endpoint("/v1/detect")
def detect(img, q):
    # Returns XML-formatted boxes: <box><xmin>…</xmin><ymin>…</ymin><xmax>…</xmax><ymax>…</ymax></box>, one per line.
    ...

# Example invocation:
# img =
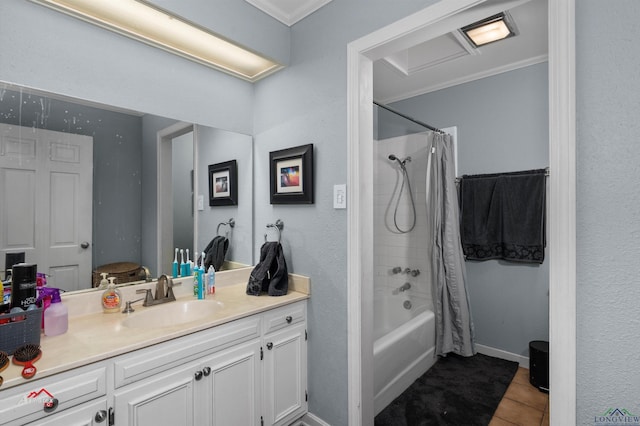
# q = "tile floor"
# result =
<box><xmin>489</xmin><ymin>367</ymin><xmax>549</xmax><ymax>426</ymax></box>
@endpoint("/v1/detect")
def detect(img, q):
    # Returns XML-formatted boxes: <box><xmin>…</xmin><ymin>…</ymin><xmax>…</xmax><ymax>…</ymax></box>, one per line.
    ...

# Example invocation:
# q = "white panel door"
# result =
<box><xmin>203</xmin><ymin>339</ymin><xmax>261</xmax><ymax>426</ymax></box>
<box><xmin>263</xmin><ymin>323</ymin><xmax>308</xmax><ymax>426</ymax></box>
<box><xmin>114</xmin><ymin>361</ymin><xmax>197</xmax><ymax>426</ymax></box>
<box><xmin>0</xmin><ymin>123</ymin><xmax>93</xmax><ymax>291</ymax></box>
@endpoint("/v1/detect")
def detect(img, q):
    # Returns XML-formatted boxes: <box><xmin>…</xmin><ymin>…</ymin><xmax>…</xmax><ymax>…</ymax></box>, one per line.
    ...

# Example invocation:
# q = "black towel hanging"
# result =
<box><xmin>460</xmin><ymin>168</ymin><xmax>547</xmax><ymax>263</ymax></box>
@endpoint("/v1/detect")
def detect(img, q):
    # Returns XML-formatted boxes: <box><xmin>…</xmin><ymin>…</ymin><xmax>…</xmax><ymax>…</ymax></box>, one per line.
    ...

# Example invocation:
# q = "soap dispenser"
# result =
<box><xmin>102</xmin><ymin>277</ymin><xmax>122</xmax><ymax>313</ymax></box>
<box><xmin>98</xmin><ymin>272</ymin><xmax>109</xmax><ymax>289</ymax></box>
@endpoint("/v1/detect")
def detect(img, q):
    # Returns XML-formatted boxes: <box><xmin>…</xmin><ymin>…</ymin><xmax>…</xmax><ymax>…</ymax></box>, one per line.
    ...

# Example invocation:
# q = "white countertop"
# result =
<box><xmin>0</xmin><ymin>268</ymin><xmax>309</xmax><ymax>390</ymax></box>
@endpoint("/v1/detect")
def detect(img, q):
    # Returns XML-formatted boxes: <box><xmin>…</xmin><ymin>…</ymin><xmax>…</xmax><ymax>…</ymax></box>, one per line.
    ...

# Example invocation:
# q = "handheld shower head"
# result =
<box><xmin>388</xmin><ymin>154</ymin><xmax>410</xmax><ymax>166</ymax></box>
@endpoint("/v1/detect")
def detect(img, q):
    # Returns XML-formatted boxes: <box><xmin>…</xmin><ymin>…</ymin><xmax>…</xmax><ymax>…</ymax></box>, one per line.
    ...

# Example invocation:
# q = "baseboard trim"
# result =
<box><xmin>298</xmin><ymin>412</ymin><xmax>331</xmax><ymax>426</ymax></box>
<box><xmin>475</xmin><ymin>344</ymin><xmax>529</xmax><ymax>368</ymax></box>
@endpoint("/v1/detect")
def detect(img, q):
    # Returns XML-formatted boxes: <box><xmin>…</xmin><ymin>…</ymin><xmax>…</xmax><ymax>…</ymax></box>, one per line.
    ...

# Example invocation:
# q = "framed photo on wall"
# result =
<box><xmin>269</xmin><ymin>144</ymin><xmax>314</xmax><ymax>204</ymax></box>
<box><xmin>209</xmin><ymin>160</ymin><xmax>238</xmax><ymax>206</ymax></box>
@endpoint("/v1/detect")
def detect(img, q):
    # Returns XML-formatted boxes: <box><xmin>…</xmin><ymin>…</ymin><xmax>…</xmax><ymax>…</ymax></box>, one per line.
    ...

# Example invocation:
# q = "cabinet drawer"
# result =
<box><xmin>113</xmin><ymin>315</ymin><xmax>261</xmax><ymax>388</ymax></box>
<box><xmin>33</xmin><ymin>398</ymin><xmax>108</xmax><ymax>426</ymax></box>
<box><xmin>0</xmin><ymin>363</ymin><xmax>107</xmax><ymax>426</ymax></box>
<box><xmin>263</xmin><ymin>302</ymin><xmax>306</xmax><ymax>335</ymax></box>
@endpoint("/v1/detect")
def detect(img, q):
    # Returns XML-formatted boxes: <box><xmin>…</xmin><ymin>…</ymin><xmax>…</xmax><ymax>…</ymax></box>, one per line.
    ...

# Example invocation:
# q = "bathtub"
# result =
<box><xmin>373</xmin><ymin>295</ymin><xmax>436</xmax><ymax>415</ymax></box>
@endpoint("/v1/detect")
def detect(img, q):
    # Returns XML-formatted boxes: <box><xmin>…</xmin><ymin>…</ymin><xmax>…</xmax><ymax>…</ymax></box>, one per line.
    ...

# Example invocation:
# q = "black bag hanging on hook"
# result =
<box><xmin>246</xmin><ymin>242</ymin><xmax>288</xmax><ymax>296</ymax></box>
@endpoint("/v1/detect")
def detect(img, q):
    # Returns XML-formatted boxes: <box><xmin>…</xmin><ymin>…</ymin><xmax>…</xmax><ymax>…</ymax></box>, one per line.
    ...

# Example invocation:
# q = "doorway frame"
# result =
<box><xmin>157</xmin><ymin>122</ymin><xmax>195</xmax><ymax>276</ymax></box>
<box><xmin>346</xmin><ymin>0</ymin><xmax>575</xmax><ymax>424</ymax></box>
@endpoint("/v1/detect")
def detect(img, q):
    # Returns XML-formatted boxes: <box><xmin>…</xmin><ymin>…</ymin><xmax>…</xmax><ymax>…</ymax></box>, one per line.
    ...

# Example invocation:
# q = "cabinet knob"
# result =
<box><xmin>266</xmin><ymin>342</ymin><xmax>273</xmax><ymax>350</ymax></box>
<box><xmin>203</xmin><ymin>366</ymin><xmax>211</xmax><ymax>377</ymax></box>
<box><xmin>286</xmin><ymin>316</ymin><xmax>293</xmax><ymax>323</ymax></box>
<box><xmin>194</xmin><ymin>370</ymin><xmax>203</xmax><ymax>381</ymax></box>
<box><xmin>95</xmin><ymin>409</ymin><xmax>108</xmax><ymax>423</ymax></box>
<box><xmin>43</xmin><ymin>398</ymin><xmax>58</xmax><ymax>413</ymax></box>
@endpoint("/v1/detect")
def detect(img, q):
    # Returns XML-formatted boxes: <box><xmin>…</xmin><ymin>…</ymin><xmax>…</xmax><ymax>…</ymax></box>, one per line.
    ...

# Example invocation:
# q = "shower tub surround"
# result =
<box><xmin>373</xmin><ymin>300</ymin><xmax>436</xmax><ymax>415</ymax></box>
<box><xmin>373</xmin><ymin>133</ymin><xmax>436</xmax><ymax>414</ymax></box>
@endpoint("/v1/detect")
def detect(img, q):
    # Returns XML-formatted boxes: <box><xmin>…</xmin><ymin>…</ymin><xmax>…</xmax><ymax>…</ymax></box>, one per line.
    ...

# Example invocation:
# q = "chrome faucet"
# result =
<box><xmin>136</xmin><ymin>275</ymin><xmax>181</xmax><ymax>307</ymax></box>
<box><xmin>141</xmin><ymin>266</ymin><xmax>152</xmax><ymax>282</ymax></box>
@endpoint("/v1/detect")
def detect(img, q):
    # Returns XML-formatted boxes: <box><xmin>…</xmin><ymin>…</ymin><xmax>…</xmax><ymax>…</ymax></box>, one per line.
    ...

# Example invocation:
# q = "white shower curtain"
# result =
<box><xmin>427</xmin><ymin>132</ymin><xmax>475</xmax><ymax>357</ymax></box>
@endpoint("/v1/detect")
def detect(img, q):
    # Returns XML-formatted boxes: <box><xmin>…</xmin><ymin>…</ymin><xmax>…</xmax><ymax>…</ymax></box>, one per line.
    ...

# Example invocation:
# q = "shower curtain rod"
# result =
<box><xmin>373</xmin><ymin>100</ymin><xmax>444</xmax><ymax>134</ymax></box>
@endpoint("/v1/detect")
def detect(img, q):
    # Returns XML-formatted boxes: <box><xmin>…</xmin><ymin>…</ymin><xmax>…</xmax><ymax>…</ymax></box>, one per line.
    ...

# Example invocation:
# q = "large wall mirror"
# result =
<box><xmin>0</xmin><ymin>81</ymin><xmax>253</xmax><ymax>293</ymax></box>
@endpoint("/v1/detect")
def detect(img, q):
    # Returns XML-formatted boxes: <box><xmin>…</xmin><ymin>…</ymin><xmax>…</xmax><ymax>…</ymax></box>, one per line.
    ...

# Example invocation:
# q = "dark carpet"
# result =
<box><xmin>375</xmin><ymin>353</ymin><xmax>519</xmax><ymax>426</ymax></box>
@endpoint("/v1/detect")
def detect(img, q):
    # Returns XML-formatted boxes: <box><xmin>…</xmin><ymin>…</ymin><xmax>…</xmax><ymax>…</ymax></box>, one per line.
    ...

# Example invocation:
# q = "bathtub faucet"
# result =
<box><xmin>399</xmin><ymin>282</ymin><xmax>411</xmax><ymax>292</ymax></box>
<box><xmin>391</xmin><ymin>266</ymin><xmax>402</xmax><ymax>274</ymax></box>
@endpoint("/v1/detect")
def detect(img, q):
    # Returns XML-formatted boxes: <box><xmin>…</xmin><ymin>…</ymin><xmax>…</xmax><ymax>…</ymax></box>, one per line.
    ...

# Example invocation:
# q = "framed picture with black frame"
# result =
<box><xmin>208</xmin><ymin>160</ymin><xmax>238</xmax><ymax>206</ymax></box>
<box><xmin>269</xmin><ymin>143</ymin><xmax>314</xmax><ymax>204</ymax></box>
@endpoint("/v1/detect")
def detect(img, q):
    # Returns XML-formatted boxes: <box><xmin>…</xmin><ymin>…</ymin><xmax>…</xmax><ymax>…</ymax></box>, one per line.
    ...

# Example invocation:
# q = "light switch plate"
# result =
<box><xmin>197</xmin><ymin>195</ymin><xmax>204</xmax><ymax>211</ymax></box>
<box><xmin>334</xmin><ymin>184</ymin><xmax>346</xmax><ymax>209</ymax></box>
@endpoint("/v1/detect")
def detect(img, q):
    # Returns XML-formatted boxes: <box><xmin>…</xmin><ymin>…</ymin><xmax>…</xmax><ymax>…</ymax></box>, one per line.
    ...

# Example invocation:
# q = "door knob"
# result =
<box><xmin>81</xmin><ymin>241</ymin><xmax>90</xmax><ymax>249</ymax></box>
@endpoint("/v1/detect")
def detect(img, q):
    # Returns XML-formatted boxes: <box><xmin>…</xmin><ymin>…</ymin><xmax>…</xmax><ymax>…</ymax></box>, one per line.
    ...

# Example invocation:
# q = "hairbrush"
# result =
<box><xmin>0</xmin><ymin>351</ymin><xmax>8</xmax><ymax>386</ymax></box>
<box><xmin>12</xmin><ymin>344</ymin><xmax>42</xmax><ymax>379</ymax></box>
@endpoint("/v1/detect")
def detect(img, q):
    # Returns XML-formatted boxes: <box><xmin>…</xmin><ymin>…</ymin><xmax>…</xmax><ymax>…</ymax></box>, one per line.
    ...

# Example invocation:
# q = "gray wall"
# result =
<box><xmin>3</xmin><ymin>0</ymin><xmax>639</xmax><ymax>424</ymax></box>
<box><xmin>252</xmin><ymin>1</ymin><xmax>440</xmax><ymax>424</ymax></box>
<box><xmin>576</xmin><ymin>1</ymin><xmax>640</xmax><ymax>422</ymax></box>
<box><xmin>390</xmin><ymin>63</ymin><xmax>550</xmax><ymax>358</ymax></box>
<box><xmin>195</xmin><ymin>126</ymin><xmax>253</xmax><ymax>266</ymax></box>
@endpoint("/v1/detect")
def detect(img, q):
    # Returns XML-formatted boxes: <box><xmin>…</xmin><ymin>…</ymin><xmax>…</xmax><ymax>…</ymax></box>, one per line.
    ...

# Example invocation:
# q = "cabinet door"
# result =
<box><xmin>113</xmin><ymin>360</ymin><xmax>199</xmax><ymax>426</ymax></box>
<box><xmin>263</xmin><ymin>323</ymin><xmax>307</xmax><ymax>426</ymax></box>
<box><xmin>31</xmin><ymin>399</ymin><xmax>108</xmax><ymax>426</ymax></box>
<box><xmin>201</xmin><ymin>339</ymin><xmax>262</xmax><ymax>426</ymax></box>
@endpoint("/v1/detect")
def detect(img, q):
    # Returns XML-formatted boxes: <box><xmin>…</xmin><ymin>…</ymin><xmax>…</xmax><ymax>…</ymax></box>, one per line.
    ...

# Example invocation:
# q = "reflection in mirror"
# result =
<box><xmin>0</xmin><ymin>82</ymin><xmax>253</xmax><ymax>293</ymax></box>
<box><xmin>172</xmin><ymin>131</ymin><xmax>194</xmax><ymax>254</ymax></box>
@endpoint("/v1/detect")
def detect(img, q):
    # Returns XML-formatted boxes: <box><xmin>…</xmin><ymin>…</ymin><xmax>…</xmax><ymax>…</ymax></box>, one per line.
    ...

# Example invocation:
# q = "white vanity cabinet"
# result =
<box><xmin>112</xmin><ymin>300</ymin><xmax>307</xmax><ymax>426</ymax></box>
<box><xmin>0</xmin><ymin>362</ymin><xmax>108</xmax><ymax>426</ymax></box>
<box><xmin>1</xmin><ymin>299</ymin><xmax>307</xmax><ymax>426</ymax></box>
<box><xmin>112</xmin><ymin>315</ymin><xmax>263</xmax><ymax>426</ymax></box>
<box><xmin>262</xmin><ymin>303</ymin><xmax>308</xmax><ymax>426</ymax></box>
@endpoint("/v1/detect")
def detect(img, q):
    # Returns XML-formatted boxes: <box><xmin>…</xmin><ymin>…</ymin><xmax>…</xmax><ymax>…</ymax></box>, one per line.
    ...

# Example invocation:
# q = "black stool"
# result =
<box><xmin>529</xmin><ymin>340</ymin><xmax>549</xmax><ymax>393</ymax></box>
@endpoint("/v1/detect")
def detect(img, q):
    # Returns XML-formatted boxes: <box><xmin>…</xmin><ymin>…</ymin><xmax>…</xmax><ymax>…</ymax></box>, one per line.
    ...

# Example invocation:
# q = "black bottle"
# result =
<box><xmin>11</xmin><ymin>263</ymin><xmax>37</xmax><ymax>310</ymax></box>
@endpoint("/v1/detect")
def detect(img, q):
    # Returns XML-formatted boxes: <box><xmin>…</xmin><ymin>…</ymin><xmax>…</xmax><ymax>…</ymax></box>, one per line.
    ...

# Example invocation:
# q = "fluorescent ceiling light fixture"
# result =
<box><xmin>31</xmin><ymin>0</ymin><xmax>282</xmax><ymax>82</ymax></box>
<box><xmin>460</xmin><ymin>12</ymin><xmax>517</xmax><ymax>48</ymax></box>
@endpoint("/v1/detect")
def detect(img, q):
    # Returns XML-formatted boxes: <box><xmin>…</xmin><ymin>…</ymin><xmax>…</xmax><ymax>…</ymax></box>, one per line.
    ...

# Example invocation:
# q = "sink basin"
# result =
<box><xmin>122</xmin><ymin>300</ymin><xmax>225</xmax><ymax>329</ymax></box>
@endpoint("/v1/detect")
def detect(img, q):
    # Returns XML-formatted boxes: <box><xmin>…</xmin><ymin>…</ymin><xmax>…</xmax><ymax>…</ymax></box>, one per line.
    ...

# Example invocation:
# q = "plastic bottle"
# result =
<box><xmin>207</xmin><ymin>265</ymin><xmax>215</xmax><ymax>295</ymax></box>
<box><xmin>193</xmin><ymin>268</ymin><xmax>204</xmax><ymax>299</ymax></box>
<box><xmin>102</xmin><ymin>278</ymin><xmax>122</xmax><ymax>313</ymax></box>
<box><xmin>38</xmin><ymin>287</ymin><xmax>68</xmax><ymax>336</ymax></box>
<box><xmin>11</xmin><ymin>263</ymin><xmax>37</xmax><ymax>310</ymax></box>
<box><xmin>0</xmin><ymin>278</ymin><xmax>8</xmax><ymax>317</ymax></box>
<box><xmin>98</xmin><ymin>272</ymin><xmax>109</xmax><ymax>289</ymax></box>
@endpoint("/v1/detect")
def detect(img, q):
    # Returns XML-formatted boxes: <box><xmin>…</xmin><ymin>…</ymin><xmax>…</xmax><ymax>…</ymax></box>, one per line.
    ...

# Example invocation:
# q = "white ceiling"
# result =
<box><xmin>244</xmin><ymin>0</ymin><xmax>333</xmax><ymax>26</ymax></box>
<box><xmin>244</xmin><ymin>0</ymin><xmax>547</xmax><ymax>104</ymax></box>
<box><xmin>374</xmin><ymin>0</ymin><xmax>548</xmax><ymax>103</ymax></box>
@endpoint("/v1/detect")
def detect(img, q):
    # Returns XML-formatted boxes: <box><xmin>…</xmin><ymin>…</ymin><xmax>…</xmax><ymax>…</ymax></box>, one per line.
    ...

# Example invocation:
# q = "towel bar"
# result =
<box><xmin>216</xmin><ymin>218</ymin><xmax>235</xmax><ymax>236</ymax></box>
<box><xmin>264</xmin><ymin>219</ymin><xmax>284</xmax><ymax>243</ymax></box>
